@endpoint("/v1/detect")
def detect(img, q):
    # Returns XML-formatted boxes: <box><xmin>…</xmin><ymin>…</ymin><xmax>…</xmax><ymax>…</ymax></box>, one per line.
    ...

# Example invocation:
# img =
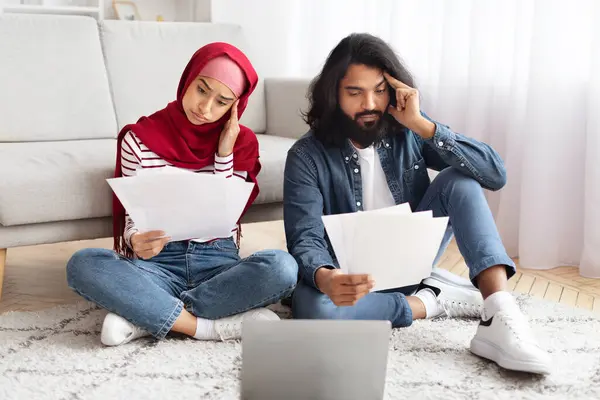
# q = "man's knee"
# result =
<box><xmin>292</xmin><ymin>282</ymin><xmax>340</xmax><ymax>320</ymax></box>
<box><xmin>435</xmin><ymin>168</ymin><xmax>483</xmax><ymax>196</ymax></box>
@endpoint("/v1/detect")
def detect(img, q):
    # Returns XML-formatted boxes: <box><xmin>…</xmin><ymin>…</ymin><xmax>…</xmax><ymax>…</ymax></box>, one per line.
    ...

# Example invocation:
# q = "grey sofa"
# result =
<box><xmin>0</xmin><ymin>14</ymin><xmax>312</xmax><ymax>298</ymax></box>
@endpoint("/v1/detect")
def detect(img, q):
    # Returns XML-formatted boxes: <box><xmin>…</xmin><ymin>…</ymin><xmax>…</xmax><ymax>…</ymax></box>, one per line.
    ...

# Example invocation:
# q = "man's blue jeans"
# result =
<box><xmin>292</xmin><ymin>168</ymin><xmax>516</xmax><ymax>327</ymax></box>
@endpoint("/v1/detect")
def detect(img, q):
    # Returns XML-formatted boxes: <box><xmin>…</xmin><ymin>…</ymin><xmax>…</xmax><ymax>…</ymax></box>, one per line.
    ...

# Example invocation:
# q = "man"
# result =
<box><xmin>283</xmin><ymin>33</ymin><xmax>550</xmax><ymax>374</ymax></box>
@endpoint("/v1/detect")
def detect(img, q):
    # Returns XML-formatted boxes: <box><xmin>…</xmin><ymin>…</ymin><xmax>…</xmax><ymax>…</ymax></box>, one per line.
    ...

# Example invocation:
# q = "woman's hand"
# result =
<box><xmin>130</xmin><ymin>230</ymin><xmax>171</xmax><ymax>259</ymax></box>
<box><xmin>218</xmin><ymin>100</ymin><xmax>240</xmax><ymax>157</ymax></box>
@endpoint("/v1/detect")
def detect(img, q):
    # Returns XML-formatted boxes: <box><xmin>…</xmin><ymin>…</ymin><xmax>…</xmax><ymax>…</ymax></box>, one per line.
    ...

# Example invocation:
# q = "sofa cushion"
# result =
<box><xmin>0</xmin><ymin>135</ymin><xmax>294</xmax><ymax>227</ymax></box>
<box><xmin>254</xmin><ymin>135</ymin><xmax>297</xmax><ymax>204</ymax></box>
<box><xmin>100</xmin><ymin>21</ymin><xmax>266</xmax><ymax>134</ymax></box>
<box><xmin>265</xmin><ymin>78</ymin><xmax>310</xmax><ymax>139</ymax></box>
<box><xmin>0</xmin><ymin>15</ymin><xmax>117</xmax><ymax>142</ymax></box>
<box><xmin>0</xmin><ymin>140</ymin><xmax>115</xmax><ymax>226</ymax></box>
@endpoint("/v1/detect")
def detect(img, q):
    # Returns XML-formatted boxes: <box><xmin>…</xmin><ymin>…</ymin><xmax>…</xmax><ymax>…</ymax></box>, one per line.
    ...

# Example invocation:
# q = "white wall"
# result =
<box><xmin>210</xmin><ymin>0</ymin><xmax>304</xmax><ymax>78</ymax></box>
<box><xmin>209</xmin><ymin>0</ymin><xmax>398</xmax><ymax>78</ymax></box>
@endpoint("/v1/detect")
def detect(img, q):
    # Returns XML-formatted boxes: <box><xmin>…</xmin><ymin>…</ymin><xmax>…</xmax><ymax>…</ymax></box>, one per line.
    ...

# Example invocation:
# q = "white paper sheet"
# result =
<box><xmin>322</xmin><ymin>203</ymin><xmax>412</xmax><ymax>273</ymax></box>
<box><xmin>107</xmin><ymin>172</ymin><xmax>254</xmax><ymax>242</ymax></box>
<box><xmin>322</xmin><ymin>204</ymin><xmax>449</xmax><ymax>291</ymax></box>
<box><xmin>322</xmin><ymin>212</ymin><xmax>356</xmax><ymax>273</ymax></box>
<box><xmin>350</xmin><ymin>213</ymin><xmax>449</xmax><ymax>291</ymax></box>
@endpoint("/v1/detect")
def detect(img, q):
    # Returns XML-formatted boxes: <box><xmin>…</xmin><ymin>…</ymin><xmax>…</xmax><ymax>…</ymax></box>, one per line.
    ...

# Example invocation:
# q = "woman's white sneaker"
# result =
<box><xmin>100</xmin><ymin>312</ymin><xmax>151</xmax><ymax>346</ymax></box>
<box><xmin>214</xmin><ymin>308</ymin><xmax>280</xmax><ymax>340</ymax></box>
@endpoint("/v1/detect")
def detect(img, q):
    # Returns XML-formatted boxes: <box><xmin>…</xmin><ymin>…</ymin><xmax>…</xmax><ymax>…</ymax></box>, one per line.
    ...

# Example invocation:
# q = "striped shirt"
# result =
<box><xmin>120</xmin><ymin>131</ymin><xmax>248</xmax><ymax>248</ymax></box>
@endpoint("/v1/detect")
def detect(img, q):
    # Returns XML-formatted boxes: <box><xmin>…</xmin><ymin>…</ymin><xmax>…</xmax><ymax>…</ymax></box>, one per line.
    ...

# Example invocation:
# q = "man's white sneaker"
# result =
<box><xmin>470</xmin><ymin>302</ymin><xmax>551</xmax><ymax>374</ymax></box>
<box><xmin>214</xmin><ymin>308</ymin><xmax>280</xmax><ymax>340</ymax></box>
<box><xmin>430</xmin><ymin>267</ymin><xmax>477</xmax><ymax>290</ymax></box>
<box><xmin>100</xmin><ymin>312</ymin><xmax>151</xmax><ymax>346</ymax></box>
<box><xmin>417</xmin><ymin>273</ymin><xmax>483</xmax><ymax>318</ymax></box>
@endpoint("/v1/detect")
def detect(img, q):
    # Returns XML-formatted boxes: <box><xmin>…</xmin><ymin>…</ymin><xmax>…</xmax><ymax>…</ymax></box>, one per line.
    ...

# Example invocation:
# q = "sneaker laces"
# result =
<box><xmin>497</xmin><ymin>310</ymin><xmax>537</xmax><ymax>344</ymax></box>
<box><xmin>214</xmin><ymin>309</ymin><xmax>278</xmax><ymax>341</ymax></box>
<box><xmin>440</xmin><ymin>299</ymin><xmax>482</xmax><ymax>318</ymax></box>
<box><xmin>215</xmin><ymin>315</ymin><xmax>244</xmax><ymax>341</ymax></box>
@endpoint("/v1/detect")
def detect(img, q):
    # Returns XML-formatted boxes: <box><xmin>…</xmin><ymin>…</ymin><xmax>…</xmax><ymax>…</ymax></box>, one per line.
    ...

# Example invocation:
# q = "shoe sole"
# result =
<box><xmin>431</xmin><ymin>268</ymin><xmax>478</xmax><ymax>291</ymax></box>
<box><xmin>421</xmin><ymin>276</ymin><xmax>484</xmax><ymax>318</ymax></box>
<box><xmin>470</xmin><ymin>337</ymin><xmax>551</xmax><ymax>375</ymax></box>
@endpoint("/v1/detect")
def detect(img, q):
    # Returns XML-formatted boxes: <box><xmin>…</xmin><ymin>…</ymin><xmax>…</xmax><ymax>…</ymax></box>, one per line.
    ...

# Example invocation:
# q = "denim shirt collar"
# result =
<box><xmin>341</xmin><ymin>140</ymin><xmax>357</xmax><ymax>164</ymax></box>
<box><xmin>341</xmin><ymin>137</ymin><xmax>392</xmax><ymax>164</ymax></box>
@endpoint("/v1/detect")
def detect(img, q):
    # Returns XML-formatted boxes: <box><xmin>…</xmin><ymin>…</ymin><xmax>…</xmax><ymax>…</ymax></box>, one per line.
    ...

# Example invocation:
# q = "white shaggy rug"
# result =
<box><xmin>0</xmin><ymin>294</ymin><xmax>599</xmax><ymax>400</ymax></box>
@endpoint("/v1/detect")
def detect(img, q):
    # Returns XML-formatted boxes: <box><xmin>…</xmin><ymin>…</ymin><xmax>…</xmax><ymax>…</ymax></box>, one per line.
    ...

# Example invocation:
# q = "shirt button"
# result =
<box><xmin>438</xmin><ymin>141</ymin><xmax>444</xmax><ymax>147</ymax></box>
<box><xmin>460</xmin><ymin>163</ymin><xmax>465</xmax><ymax>167</ymax></box>
<box><xmin>414</xmin><ymin>165</ymin><xmax>420</xmax><ymax>170</ymax></box>
<box><xmin>354</xmin><ymin>168</ymin><xmax>359</xmax><ymax>173</ymax></box>
<box><xmin>385</xmin><ymin>143</ymin><xmax>390</xmax><ymax>148</ymax></box>
<box><xmin>353</xmin><ymin>154</ymin><xmax>358</xmax><ymax>159</ymax></box>
<box><xmin>345</xmin><ymin>157</ymin><xmax>349</xmax><ymax>161</ymax></box>
<box><xmin>356</xmin><ymin>201</ymin><xmax>361</xmax><ymax>207</ymax></box>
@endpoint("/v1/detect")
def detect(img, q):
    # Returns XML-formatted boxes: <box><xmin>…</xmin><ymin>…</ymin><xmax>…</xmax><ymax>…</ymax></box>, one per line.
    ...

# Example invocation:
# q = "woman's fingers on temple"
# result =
<box><xmin>231</xmin><ymin>100</ymin><xmax>239</xmax><ymax>121</ymax></box>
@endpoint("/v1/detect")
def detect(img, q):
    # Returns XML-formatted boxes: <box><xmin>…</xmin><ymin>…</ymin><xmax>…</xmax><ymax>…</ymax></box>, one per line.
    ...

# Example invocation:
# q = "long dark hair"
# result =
<box><xmin>303</xmin><ymin>33</ymin><xmax>415</xmax><ymax>147</ymax></box>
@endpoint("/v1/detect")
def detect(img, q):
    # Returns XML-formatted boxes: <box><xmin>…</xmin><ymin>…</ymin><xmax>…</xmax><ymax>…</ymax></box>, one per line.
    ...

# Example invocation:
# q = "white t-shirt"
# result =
<box><xmin>353</xmin><ymin>145</ymin><xmax>396</xmax><ymax>211</ymax></box>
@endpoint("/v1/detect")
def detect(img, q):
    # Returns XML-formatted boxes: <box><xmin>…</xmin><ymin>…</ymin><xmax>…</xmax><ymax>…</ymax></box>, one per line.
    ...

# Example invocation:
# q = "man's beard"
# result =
<box><xmin>336</xmin><ymin>109</ymin><xmax>390</xmax><ymax>148</ymax></box>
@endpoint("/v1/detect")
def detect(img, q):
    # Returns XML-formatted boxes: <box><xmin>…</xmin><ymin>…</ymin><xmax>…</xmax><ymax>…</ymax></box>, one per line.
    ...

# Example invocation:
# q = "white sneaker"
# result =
<box><xmin>430</xmin><ymin>267</ymin><xmax>477</xmax><ymax>290</ymax></box>
<box><xmin>214</xmin><ymin>308</ymin><xmax>280</xmax><ymax>340</ymax></box>
<box><xmin>100</xmin><ymin>312</ymin><xmax>151</xmax><ymax>346</ymax></box>
<box><xmin>419</xmin><ymin>274</ymin><xmax>483</xmax><ymax>318</ymax></box>
<box><xmin>470</xmin><ymin>303</ymin><xmax>551</xmax><ymax>374</ymax></box>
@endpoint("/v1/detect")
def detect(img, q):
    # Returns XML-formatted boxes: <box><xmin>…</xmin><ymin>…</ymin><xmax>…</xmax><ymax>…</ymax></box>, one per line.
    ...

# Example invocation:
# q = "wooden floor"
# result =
<box><xmin>434</xmin><ymin>243</ymin><xmax>600</xmax><ymax>314</ymax></box>
<box><xmin>1</xmin><ymin>233</ymin><xmax>599</xmax><ymax>315</ymax></box>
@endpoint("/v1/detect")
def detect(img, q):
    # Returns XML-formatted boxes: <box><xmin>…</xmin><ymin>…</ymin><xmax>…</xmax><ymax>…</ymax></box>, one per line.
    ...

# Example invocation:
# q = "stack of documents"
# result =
<box><xmin>322</xmin><ymin>204</ymin><xmax>449</xmax><ymax>291</ymax></box>
<box><xmin>107</xmin><ymin>167</ymin><xmax>254</xmax><ymax>242</ymax></box>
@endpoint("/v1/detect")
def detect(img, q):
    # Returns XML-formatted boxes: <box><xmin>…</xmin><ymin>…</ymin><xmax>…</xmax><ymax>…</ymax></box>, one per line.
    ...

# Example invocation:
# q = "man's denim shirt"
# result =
<box><xmin>283</xmin><ymin>114</ymin><xmax>507</xmax><ymax>289</ymax></box>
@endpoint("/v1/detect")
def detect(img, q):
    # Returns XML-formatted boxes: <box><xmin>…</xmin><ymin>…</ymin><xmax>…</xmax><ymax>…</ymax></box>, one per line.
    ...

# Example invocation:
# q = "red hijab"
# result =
<box><xmin>113</xmin><ymin>42</ymin><xmax>260</xmax><ymax>255</ymax></box>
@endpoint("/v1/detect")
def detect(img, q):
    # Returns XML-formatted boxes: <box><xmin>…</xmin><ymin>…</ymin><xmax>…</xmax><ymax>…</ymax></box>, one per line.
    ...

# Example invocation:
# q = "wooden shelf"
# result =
<box><xmin>3</xmin><ymin>4</ymin><xmax>102</xmax><ymax>17</ymax></box>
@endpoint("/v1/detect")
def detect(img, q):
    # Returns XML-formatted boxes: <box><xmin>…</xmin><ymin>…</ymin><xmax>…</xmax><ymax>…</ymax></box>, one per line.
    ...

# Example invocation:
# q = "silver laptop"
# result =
<box><xmin>241</xmin><ymin>320</ymin><xmax>391</xmax><ymax>400</ymax></box>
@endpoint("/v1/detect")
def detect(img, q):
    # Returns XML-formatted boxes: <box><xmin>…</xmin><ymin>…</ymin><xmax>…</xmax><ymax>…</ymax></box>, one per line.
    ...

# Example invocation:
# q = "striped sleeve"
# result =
<box><xmin>121</xmin><ymin>131</ymin><xmax>142</xmax><ymax>177</ymax></box>
<box><xmin>214</xmin><ymin>152</ymin><xmax>234</xmax><ymax>177</ymax></box>
<box><xmin>121</xmin><ymin>131</ymin><xmax>141</xmax><ymax>248</ymax></box>
<box><xmin>214</xmin><ymin>153</ymin><xmax>248</xmax><ymax>181</ymax></box>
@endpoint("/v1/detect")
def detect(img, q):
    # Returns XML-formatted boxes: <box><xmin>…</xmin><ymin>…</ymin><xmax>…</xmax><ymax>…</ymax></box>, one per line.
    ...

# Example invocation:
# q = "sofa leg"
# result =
<box><xmin>0</xmin><ymin>248</ymin><xmax>6</xmax><ymax>300</ymax></box>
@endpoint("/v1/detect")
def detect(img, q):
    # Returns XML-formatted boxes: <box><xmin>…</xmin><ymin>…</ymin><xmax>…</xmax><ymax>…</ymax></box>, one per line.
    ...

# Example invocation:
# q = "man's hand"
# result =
<box><xmin>384</xmin><ymin>72</ymin><xmax>435</xmax><ymax>139</ymax></box>
<box><xmin>315</xmin><ymin>267</ymin><xmax>375</xmax><ymax>306</ymax></box>
<box><xmin>130</xmin><ymin>230</ymin><xmax>170</xmax><ymax>260</ymax></box>
<box><xmin>218</xmin><ymin>100</ymin><xmax>240</xmax><ymax>157</ymax></box>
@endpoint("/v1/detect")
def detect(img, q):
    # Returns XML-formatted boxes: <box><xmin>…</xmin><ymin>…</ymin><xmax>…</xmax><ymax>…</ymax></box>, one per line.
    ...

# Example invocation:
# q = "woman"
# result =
<box><xmin>67</xmin><ymin>43</ymin><xmax>298</xmax><ymax>346</ymax></box>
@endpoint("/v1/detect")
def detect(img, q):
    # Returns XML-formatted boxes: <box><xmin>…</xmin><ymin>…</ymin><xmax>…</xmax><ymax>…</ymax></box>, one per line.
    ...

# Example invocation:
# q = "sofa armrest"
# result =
<box><xmin>265</xmin><ymin>78</ymin><xmax>311</xmax><ymax>139</ymax></box>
